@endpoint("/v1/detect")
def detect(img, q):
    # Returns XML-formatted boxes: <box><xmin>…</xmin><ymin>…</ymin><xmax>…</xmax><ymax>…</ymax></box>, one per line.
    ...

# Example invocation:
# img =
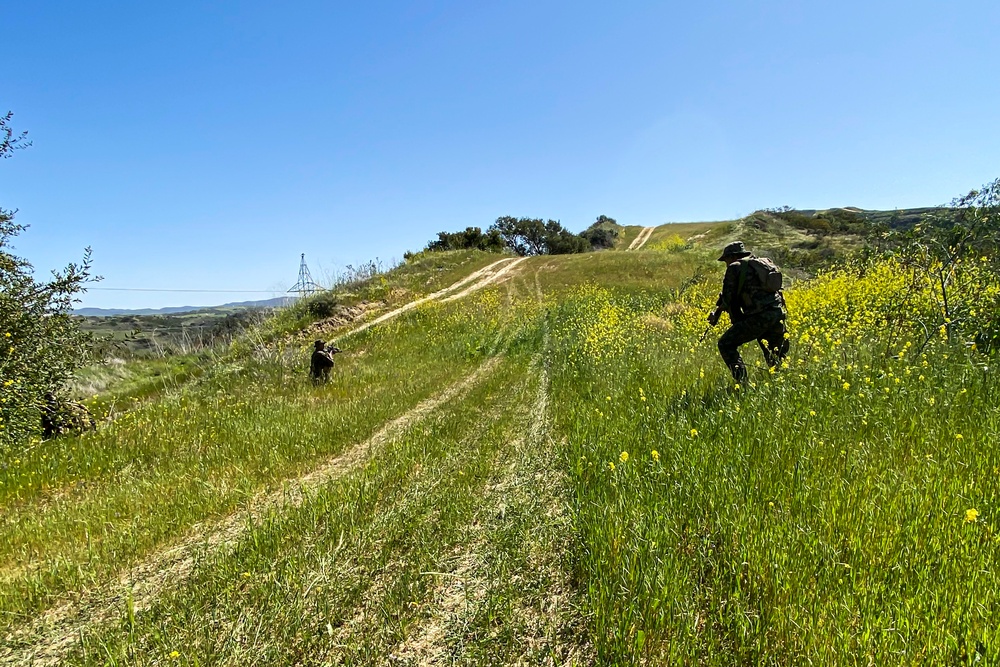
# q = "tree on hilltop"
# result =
<box><xmin>581</xmin><ymin>215</ymin><xmax>621</xmax><ymax>250</ymax></box>
<box><xmin>490</xmin><ymin>216</ymin><xmax>588</xmax><ymax>256</ymax></box>
<box><xmin>425</xmin><ymin>226</ymin><xmax>505</xmax><ymax>253</ymax></box>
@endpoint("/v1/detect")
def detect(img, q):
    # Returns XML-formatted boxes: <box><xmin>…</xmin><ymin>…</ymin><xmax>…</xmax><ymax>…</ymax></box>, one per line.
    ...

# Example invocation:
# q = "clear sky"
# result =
<box><xmin>2</xmin><ymin>1</ymin><xmax>999</xmax><ymax>309</ymax></box>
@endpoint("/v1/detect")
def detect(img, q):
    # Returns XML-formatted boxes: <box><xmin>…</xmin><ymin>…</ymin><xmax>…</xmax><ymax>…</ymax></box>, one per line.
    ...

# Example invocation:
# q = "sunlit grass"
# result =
<box><xmin>547</xmin><ymin>257</ymin><xmax>1000</xmax><ymax>664</ymax></box>
<box><xmin>4</xmin><ymin>245</ymin><xmax>999</xmax><ymax>665</ymax></box>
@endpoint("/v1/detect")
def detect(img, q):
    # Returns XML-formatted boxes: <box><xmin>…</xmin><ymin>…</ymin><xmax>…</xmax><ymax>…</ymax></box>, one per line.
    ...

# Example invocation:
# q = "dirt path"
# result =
<box><xmin>389</xmin><ymin>362</ymin><xmax>590</xmax><ymax>665</ymax></box>
<box><xmin>387</xmin><ymin>288</ymin><xmax>591</xmax><ymax>665</ymax></box>
<box><xmin>1</xmin><ymin>359</ymin><xmax>502</xmax><ymax>667</ymax></box>
<box><xmin>439</xmin><ymin>257</ymin><xmax>527</xmax><ymax>303</ymax></box>
<box><xmin>335</xmin><ymin>257</ymin><xmax>522</xmax><ymax>340</ymax></box>
<box><xmin>627</xmin><ymin>226</ymin><xmax>656</xmax><ymax>251</ymax></box>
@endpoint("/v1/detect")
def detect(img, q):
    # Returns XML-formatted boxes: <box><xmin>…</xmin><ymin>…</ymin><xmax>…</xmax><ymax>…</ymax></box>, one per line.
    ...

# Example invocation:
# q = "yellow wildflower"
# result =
<box><xmin>966</xmin><ymin>508</ymin><xmax>979</xmax><ymax>523</ymax></box>
<box><xmin>651</xmin><ymin>450</ymin><xmax>660</xmax><ymax>461</ymax></box>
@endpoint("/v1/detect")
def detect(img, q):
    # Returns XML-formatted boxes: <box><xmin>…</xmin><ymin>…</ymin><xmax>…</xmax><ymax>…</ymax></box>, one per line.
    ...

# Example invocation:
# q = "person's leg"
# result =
<box><xmin>759</xmin><ymin>314</ymin><xmax>789</xmax><ymax>367</ymax></box>
<box><xmin>718</xmin><ymin>320</ymin><xmax>761</xmax><ymax>383</ymax></box>
<box><xmin>757</xmin><ymin>338</ymin><xmax>776</xmax><ymax>366</ymax></box>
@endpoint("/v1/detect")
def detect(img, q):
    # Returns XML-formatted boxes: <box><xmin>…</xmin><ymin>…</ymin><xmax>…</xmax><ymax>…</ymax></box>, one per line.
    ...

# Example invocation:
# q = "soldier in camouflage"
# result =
<box><xmin>41</xmin><ymin>392</ymin><xmax>95</xmax><ymax>439</ymax></box>
<box><xmin>707</xmin><ymin>241</ymin><xmax>789</xmax><ymax>384</ymax></box>
<box><xmin>309</xmin><ymin>340</ymin><xmax>341</xmax><ymax>382</ymax></box>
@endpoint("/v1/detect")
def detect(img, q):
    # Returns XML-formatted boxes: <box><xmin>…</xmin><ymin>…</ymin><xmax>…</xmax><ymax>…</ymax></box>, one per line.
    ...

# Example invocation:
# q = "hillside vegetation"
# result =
<box><xmin>3</xmin><ymin>208</ymin><xmax>1000</xmax><ymax>665</ymax></box>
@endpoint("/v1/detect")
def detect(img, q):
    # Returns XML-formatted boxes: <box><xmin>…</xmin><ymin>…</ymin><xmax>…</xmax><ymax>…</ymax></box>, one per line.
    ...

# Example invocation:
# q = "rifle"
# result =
<box><xmin>700</xmin><ymin>308</ymin><xmax>720</xmax><ymax>342</ymax></box>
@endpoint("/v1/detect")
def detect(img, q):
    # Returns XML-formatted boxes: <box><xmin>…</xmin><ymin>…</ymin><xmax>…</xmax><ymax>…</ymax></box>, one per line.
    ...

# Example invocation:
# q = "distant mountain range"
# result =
<box><xmin>74</xmin><ymin>296</ymin><xmax>296</xmax><ymax>317</ymax></box>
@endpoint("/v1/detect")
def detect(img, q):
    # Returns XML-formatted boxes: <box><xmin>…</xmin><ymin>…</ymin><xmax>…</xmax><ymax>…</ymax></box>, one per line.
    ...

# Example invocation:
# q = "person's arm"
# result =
<box><xmin>709</xmin><ymin>263</ymin><xmax>742</xmax><ymax>324</ymax></box>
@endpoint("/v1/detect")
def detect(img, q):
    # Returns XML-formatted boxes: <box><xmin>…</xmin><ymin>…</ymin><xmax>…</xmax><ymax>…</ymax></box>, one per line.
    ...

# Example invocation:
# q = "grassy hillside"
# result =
<box><xmin>3</xmin><ymin>226</ymin><xmax>999</xmax><ymax>665</ymax></box>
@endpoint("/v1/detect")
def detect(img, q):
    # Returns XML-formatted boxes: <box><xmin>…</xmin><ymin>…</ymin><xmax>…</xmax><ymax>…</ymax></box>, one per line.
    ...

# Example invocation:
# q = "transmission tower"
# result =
<box><xmin>288</xmin><ymin>253</ymin><xmax>322</xmax><ymax>298</ymax></box>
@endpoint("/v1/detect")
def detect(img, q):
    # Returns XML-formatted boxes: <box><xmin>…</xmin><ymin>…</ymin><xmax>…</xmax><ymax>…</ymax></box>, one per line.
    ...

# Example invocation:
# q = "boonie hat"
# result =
<box><xmin>718</xmin><ymin>241</ymin><xmax>752</xmax><ymax>261</ymax></box>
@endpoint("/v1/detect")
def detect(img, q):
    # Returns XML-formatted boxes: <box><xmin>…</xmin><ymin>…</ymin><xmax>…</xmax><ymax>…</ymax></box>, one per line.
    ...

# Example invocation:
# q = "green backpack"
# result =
<box><xmin>748</xmin><ymin>257</ymin><xmax>783</xmax><ymax>292</ymax></box>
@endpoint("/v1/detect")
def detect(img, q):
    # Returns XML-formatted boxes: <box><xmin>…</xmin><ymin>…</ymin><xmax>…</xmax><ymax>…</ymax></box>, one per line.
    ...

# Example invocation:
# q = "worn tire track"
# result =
<box><xmin>627</xmin><ymin>226</ymin><xmax>656</xmax><ymax>251</ymax></box>
<box><xmin>1</xmin><ymin>359</ymin><xmax>502</xmax><ymax>667</ymax></box>
<box><xmin>389</xmin><ymin>286</ymin><xmax>591</xmax><ymax>665</ymax></box>
<box><xmin>335</xmin><ymin>257</ymin><xmax>523</xmax><ymax>340</ymax></box>
<box><xmin>438</xmin><ymin>258</ymin><xmax>528</xmax><ymax>303</ymax></box>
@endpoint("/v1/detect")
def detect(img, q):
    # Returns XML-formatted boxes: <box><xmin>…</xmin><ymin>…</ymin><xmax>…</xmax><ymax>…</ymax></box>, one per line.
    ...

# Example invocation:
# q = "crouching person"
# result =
<box><xmin>309</xmin><ymin>340</ymin><xmax>341</xmax><ymax>383</ymax></box>
<box><xmin>707</xmin><ymin>241</ymin><xmax>789</xmax><ymax>384</ymax></box>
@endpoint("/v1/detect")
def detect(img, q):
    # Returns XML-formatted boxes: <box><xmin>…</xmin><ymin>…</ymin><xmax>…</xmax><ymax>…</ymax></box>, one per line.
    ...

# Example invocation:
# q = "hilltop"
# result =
<box><xmin>4</xmin><ymin>204</ymin><xmax>998</xmax><ymax>666</ymax></box>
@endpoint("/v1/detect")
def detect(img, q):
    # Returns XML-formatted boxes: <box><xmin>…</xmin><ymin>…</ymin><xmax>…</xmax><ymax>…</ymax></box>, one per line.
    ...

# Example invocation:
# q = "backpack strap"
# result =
<box><xmin>735</xmin><ymin>259</ymin><xmax>754</xmax><ymax>309</ymax></box>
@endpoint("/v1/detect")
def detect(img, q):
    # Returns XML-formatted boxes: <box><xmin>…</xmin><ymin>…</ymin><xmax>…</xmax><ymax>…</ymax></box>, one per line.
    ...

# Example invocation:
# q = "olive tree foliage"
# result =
<box><xmin>1</xmin><ymin>111</ymin><xmax>31</xmax><ymax>158</ymax></box>
<box><xmin>883</xmin><ymin>178</ymin><xmax>1000</xmax><ymax>351</ymax></box>
<box><xmin>1</xmin><ymin>113</ymin><xmax>96</xmax><ymax>452</ymax></box>
<box><xmin>420</xmin><ymin>217</ymin><xmax>592</xmax><ymax>257</ymax></box>
<box><xmin>580</xmin><ymin>215</ymin><xmax>621</xmax><ymax>250</ymax></box>
<box><xmin>490</xmin><ymin>216</ymin><xmax>589</xmax><ymax>256</ymax></box>
<box><xmin>424</xmin><ymin>226</ymin><xmax>505</xmax><ymax>253</ymax></box>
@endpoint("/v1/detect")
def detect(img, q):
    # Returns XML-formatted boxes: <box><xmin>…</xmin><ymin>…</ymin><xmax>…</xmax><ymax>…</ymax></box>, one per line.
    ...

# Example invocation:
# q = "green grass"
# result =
<box><xmin>69</xmin><ymin>353</ymin><xmax>211</xmax><ymax>415</ymax></box>
<box><xmin>1</xmin><ymin>290</ymin><xmax>534</xmax><ymax>630</ymax></box>
<box><xmin>642</xmin><ymin>221</ymin><xmax>728</xmax><ymax>249</ymax></box>
<box><xmin>56</xmin><ymin>349</ymin><xmax>588</xmax><ymax>665</ymax></box>
<box><xmin>543</xmin><ymin>262</ymin><xmax>999</xmax><ymax>664</ymax></box>
<box><xmin>259</xmin><ymin>249</ymin><xmax>508</xmax><ymax>342</ymax></box>
<box><xmin>4</xmin><ymin>238</ymin><xmax>999</xmax><ymax>665</ymax></box>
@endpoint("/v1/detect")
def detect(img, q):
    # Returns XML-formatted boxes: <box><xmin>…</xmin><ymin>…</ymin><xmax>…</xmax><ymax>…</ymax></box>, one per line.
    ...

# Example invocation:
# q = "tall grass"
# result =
<box><xmin>547</xmin><ymin>257</ymin><xmax>1000</xmax><ymax>664</ymax></box>
<box><xmin>0</xmin><ymin>286</ymin><xmax>537</xmax><ymax>630</ymax></box>
<box><xmin>59</xmin><ymin>354</ymin><xmax>539</xmax><ymax>665</ymax></box>
<box><xmin>6</xmin><ymin>246</ymin><xmax>1000</xmax><ymax>665</ymax></box>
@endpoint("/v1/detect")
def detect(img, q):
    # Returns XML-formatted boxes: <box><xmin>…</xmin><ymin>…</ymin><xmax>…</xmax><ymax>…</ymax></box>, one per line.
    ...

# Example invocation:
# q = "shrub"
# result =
<box><xmin>1</xmin><ymin>210</ymin><xmax>95</xmax><ymax>451</ymax></box>
<box><xmin>425</xmin><ymin>227</ymin><xmax>505</xmax><ymax>253</ymax></box>
<box><xmin>1</xmin><ymin>113</ymin><xmax>96</xmax><ymax>451</ymax></box>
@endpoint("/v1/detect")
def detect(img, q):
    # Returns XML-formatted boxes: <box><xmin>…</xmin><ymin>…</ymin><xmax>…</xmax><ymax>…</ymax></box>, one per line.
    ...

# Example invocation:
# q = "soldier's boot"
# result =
<box><xmin>718</xmin><ymin>336</ymin><xmax>747</xmax><ymax>384</ymax></box>
<box><xmin>728</xmin><ymin>362</ymin><xmax>748</xmax><ymax>384</ymax></box>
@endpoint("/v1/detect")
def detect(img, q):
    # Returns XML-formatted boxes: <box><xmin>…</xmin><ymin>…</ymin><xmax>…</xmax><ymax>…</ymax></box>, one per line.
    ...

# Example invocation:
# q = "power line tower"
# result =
<box><xmin>288</xmin><ymin>253</ymin><xmax>322</xmax><ymax>298</ymax></box>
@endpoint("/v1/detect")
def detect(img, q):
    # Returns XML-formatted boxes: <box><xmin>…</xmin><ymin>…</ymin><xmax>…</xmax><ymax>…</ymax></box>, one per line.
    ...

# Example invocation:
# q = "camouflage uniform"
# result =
<box><xmin>41</xmin><ymin>392</ymin><xmax>95</xmax><ymax>439</ymax></box>
<box><xmin>710</xmin><ymin>242</ymin><xmax>789</xmax><ymax>383</ymax></box>
<box><xmin>310</xmin><ymin>340</ymin><xmax>337</xmax><ymax>382</ymax></box>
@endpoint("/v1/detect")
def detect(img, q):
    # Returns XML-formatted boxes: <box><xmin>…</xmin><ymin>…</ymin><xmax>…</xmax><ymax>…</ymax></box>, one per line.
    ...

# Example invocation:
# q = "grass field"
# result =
<box><xmin>3</xmin><ymin>231</ymin><xmax>999</xmax><ymax>665</ymax></box>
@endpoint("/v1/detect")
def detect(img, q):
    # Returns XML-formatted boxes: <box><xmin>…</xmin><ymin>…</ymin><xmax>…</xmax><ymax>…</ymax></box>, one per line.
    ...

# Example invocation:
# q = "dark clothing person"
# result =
<box><xmin>708</xmin><ymin>242</ymin><xmax>789</xmax><ymax>383</ymax></box>
<box><xmin>41</xmin><ymin>392</ymin><xmax>94</xmax><ymax>438</ymax></box>
<box><xmin>717</xmin><ymin>308</ymin><xmax>788</xmax><ymax>383</ymax></box>
<box><xmin>309</xmin><ymin>340</ymin><xmax>339</xmax><ymax>382</ymax></box>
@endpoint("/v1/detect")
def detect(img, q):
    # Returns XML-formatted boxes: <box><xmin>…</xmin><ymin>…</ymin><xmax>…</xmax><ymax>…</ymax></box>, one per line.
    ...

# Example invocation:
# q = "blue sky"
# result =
<box><xmin>2</xmin><ymin>1</ymin><xmax>998</xmax><ymax>309</ymax></box>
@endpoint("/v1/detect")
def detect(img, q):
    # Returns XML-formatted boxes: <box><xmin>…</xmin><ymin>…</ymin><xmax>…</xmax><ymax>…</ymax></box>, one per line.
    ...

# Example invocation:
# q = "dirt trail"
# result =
<box><xmin>439</xmin><ymin>257</ymin><xmax>527</xmax><ymax>303</ymax></box>
<box><xmin>627</xmin><ymin>226</ymin><xmax>656</xmax><ymax>251</ymax></box>
<box><xmin>391</xmin><ymin>370</ymin><xmax>590</xmax><ymax>665</ymax></box>
<box><xmin>335</xmin><ymin>257</ymin><xmax>522</xmax><ymax>340</ymax></box>
<box><xmin>389</xmin><ymin>314</ymin><xmax>591</xmax><ymax>665</ymax></box>
<box><xmin>1</xmin><ymin>358</ymin><xmax>501</xmax><ymax>667</ymax></box>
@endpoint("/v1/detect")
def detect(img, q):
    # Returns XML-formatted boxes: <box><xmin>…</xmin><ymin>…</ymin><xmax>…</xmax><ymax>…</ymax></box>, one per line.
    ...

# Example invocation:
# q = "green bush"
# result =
<box><xmin>1</xmin><ymin>113</ymin><xmax>95</xmax><ymax>452</ymax></box>
<box><xmin>305</xmin><ymin>291</ymin><xmax>340</xmax><ymax>318</ymax></box>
